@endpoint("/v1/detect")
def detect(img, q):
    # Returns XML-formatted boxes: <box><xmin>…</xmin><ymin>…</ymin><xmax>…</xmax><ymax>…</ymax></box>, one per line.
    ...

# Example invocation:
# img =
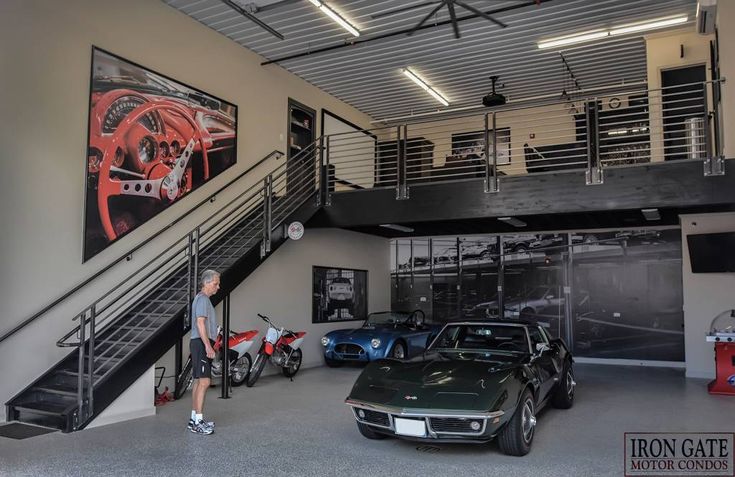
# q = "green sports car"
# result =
<box><xmin>345</xmin><ymin>321</ymin><xmax>575</xmax><ymax>456</ymax></box>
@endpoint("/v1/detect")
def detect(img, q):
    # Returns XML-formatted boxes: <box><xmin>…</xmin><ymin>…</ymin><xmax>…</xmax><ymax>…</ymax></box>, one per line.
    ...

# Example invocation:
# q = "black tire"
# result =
<box><xmin>357</xmin><ymin>421</ymin><xmax>387</xmax><ymax>440</ymax></box>
<box><xmin>515</xmin><ymin>245</ymin><xmax>527</xmax><ymax>253</ymax></box>
<box><xmin>498</xmin><ymin>389</ymin><xmax>536</xmax><ymax>456</ymax></box>
<box><xmin>174</xmin><ymin>357</ymin><xmax>193</xmax><ymax>400</ymax></box>
<box><xmin>230</xmin><ymin>353</ymin><xmax>252</xmax><ymax>387</ymax></box>
<box><xmin>551</xmin><ymin>362</ymin><xmax>575</xmax><ymax>409</ymax></box>
<box><xmin>246</xmin><ymin>349</ymin><xmax>268</xmax><ymax>387</ymax></box>
<box><xmin>282</xmin><ymin>348</ymin><xmax>303</xmax><ymax>378</ymax></box>
<box><xmin>325</xmin><ymin>357</ymin><xmax>343</xmax><ymax>367</ymax></box>
<box><xmin>390</xmin><ymin>341</ymin><xmax>406</xmax><ymax>360</ymax></box>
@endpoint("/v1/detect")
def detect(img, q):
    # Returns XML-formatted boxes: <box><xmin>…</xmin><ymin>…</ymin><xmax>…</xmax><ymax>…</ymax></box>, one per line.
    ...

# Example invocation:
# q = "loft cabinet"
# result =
<box><xmin>287</xmin><ymin>99</ymin><xmax>316</xmax><ymax>195</ymax></box>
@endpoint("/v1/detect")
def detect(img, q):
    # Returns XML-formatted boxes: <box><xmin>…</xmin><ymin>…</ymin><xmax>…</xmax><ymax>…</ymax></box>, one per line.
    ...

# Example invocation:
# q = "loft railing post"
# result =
<box><xmin>75</xmin><ymin>311</ymin><xmax>86</xmax><ymax>430</ymax></box>
<box><xmin>484</xmin><ymin>112</ymin><xmax>499</xmax><ymax>193</ymax></box>
<box><xmin>585</xmin><ymin>98</ymin><xmax>603</xmax><ymax>185</ymax></box>
<box><xmin>220</xmin><ymin>294</ymin><xmax>231</xmax><ymax>399</ymax></box>
<box><xmin>324</xmin><ymin>136</ymin><xmax>332</xmax><ymax>206</ymax></box>
<box><xmin>704</xmin><ymin>80</ymin><xmax>725</xmax><ymax>176</ymax></box>
<box><xmin>87</xmin><ymin>304</ymin><xmax>95</xmax><ymax>417</ymax></box>
<box><xmin>397</xmin><ymin>125</ymin><xmax>409</xmax><ymax>200</ymax></box>
<box><xmin>316</xmin><ymin>137</ymin><xmax>323</xmax><ymax>206</ymax></box>
<box><xmin>261</xmin><ymin>175</ymin><xmax>273</xmax><ymax>257</ymax></box>
<box><xmin>193</xmin><ymin>227</ymin><xmax>200</xmax><ymax>297</ymax></box>
<box><xmin>186</xmin><ymin>232</ymin><xmax>194</xmax><ymax>330</ymax></box>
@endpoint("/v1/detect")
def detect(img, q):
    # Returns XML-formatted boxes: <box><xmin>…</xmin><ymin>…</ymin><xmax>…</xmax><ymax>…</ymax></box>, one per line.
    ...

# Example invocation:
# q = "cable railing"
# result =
<box><xmin>24</xmin><ymin>143</ymin><xmax>319</xmax><ymax>429</ymax></box>
<box><xmin>321</xmin><ymin>79</ymin><xmax>725</xmax><ymax>200</ymax></box>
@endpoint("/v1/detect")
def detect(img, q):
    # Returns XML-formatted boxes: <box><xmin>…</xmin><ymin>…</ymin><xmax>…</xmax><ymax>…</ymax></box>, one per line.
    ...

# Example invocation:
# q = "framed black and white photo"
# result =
<box><xmin>312</xmin><ymin>266</ymin><xmax>368</xmax><ymax>323</ymax></box>
<box><xmin>451</xmin><ymin>128</ymin><xmax>511</xmax><ymax>165</ymax></box>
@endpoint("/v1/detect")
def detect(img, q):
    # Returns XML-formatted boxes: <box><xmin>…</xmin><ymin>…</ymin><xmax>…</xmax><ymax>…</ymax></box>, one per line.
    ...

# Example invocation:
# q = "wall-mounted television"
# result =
<box><xmin>686</xmin><ymin>232</ymin><xmax>735</xmax><ymax>273</ymax></box>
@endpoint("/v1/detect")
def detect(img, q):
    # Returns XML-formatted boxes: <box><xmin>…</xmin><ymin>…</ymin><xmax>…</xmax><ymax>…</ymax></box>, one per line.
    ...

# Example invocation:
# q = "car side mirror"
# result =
<box><xmin>546</xmin><ymin>294</ymin><xmax>554</xmax><ymax>300</ymax></box>
<box><xmin>535</xmin><ymin>343</ymin><xmax>550</xmax><ymax>354</ymax></box>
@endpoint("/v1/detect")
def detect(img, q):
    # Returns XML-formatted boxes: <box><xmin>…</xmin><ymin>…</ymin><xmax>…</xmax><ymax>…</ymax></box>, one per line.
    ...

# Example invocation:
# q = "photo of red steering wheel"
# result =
<box><xmin>96</xmin><ymin>100</ymin><xmax>210</xmax><ymax>241</ymax></box>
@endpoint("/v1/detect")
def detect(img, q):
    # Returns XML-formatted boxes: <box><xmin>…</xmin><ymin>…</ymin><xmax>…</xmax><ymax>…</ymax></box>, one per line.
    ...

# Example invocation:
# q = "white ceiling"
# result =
<box><xmin>164</xmin><ymin>0</ymin><xmax>699</xmax><ymax>121</ymax></box>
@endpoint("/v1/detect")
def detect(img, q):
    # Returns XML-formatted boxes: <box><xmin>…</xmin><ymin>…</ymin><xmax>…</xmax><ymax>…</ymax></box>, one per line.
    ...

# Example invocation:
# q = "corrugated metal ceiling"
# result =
<box><xmin>164</xmin><ymin>0</ymin><xmax>698</xmax><ymax>121</ymax></box>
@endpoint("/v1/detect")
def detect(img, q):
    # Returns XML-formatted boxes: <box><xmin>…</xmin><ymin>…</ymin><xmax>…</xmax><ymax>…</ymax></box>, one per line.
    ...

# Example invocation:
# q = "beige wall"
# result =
<box><xmin>718</xmin><ymin>0</ymin><xmax>735</xmax><ymax>158</ymax></box>
<box><xmin>0</xmin><ymin>0</ymin><xmax>376</xmax><ymax>413</ymax></box>
<box><xmin>680</xmin><ymin>212</ymin><xmax>735</xmax><ymax>379</ymax></box>
<box><xmin>645</xmin><ymin>29</ymin><xmax>714</xmax><ymax>162</ymax></box>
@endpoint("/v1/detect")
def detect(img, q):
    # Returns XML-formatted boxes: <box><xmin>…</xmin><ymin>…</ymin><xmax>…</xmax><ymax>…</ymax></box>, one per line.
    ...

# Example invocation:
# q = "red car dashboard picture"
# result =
<box><xmin>83</xmin><ymin>47</ymin><xmax>238</xmax><ymax>262</ymax></box>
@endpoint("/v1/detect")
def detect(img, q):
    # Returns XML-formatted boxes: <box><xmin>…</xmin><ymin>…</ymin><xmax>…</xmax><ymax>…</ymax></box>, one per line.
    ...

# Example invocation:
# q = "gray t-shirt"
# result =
<box><xmin>190</xmin><ymin>293</ymin><xmax>217</xmax><ymax>341</ymax></box>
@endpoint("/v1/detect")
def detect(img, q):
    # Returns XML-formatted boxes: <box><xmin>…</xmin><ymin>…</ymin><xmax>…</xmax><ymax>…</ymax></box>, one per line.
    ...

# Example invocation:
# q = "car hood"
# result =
<box><xmin>327</xmin><ymin>325</ymin><xmax>403</xmax><ymax>340</ymax></box>
<box><xmin>348</xmin><ymin>354</ymin><xmax>524</xmax><ymax>411</ymax></box>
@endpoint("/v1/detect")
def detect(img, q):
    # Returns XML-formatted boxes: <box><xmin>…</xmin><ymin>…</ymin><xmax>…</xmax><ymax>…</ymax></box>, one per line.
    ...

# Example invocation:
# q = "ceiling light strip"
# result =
<box><xmin>402</xmin><ymin>68</ymin><xmax>450</xmax><ymax>106</ymax></box>
<box><xmin>537</xmin><ymin>15</ymin><xmax>688</xmax><ymax>49</ymax></box>
<box><xmin>308</xmin><ymin>0</ymin><xmax>360</xmax><ymax>37</ymax></box>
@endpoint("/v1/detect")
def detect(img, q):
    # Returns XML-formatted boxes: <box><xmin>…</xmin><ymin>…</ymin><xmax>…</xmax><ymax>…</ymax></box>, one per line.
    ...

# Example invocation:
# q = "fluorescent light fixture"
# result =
<box><xmin>610</xmin><ymin>16</ymin><xmax>688</xmax><ymax>36</ymax></box>
<box><xmin>538</xmin><ymin>30</ymin><xmax>609</xmax><ymax>49</ymax></box>
<box><xmin>402</xmin><ymin>68</ymin><xmax>450</xmax><ymax>107</ymax></box>
<box><xmin>498</xmin><ymin>217</ymin><xmax>527</xmax><ymax>228</ymax></box>
<box><xmin>641</xmin><ymin>208</ymin><xmax>661</xmax><ymax>221</ymax></box>
<box><xmin>538</xmin><ymin>15</ymin><xmax>688</xmax><ymax>49</ymax></box>
<box><xmin>308</xmin><ymin>0</ymin><xmax>360</xmax><ymax>37</ymax></box>
<box><xmin>379</xmin><ymin>223</ymin><xmax>414</xmax><ymax>233</ymax></box>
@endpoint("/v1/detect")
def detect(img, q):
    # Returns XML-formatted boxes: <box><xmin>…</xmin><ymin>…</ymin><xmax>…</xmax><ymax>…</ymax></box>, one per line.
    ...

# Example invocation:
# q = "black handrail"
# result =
<box><xmin>0</xmin><ymin>149</ymin><xmax>285</xmax><ymax>345</ymax></box>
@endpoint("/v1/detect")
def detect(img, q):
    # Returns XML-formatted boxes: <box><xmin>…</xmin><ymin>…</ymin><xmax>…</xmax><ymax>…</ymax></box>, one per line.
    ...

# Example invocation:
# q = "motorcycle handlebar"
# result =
<box><xmin>257</xmin><ymin>313</ymin><xmax>297</xmax><ymax>336</ymax></box>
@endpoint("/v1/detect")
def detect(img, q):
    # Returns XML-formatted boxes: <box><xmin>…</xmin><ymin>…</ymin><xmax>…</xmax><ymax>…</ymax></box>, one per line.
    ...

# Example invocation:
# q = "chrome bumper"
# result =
<box><xmin>345</xmin><ymin>397</ymin><xmax>505</xmax><ymax>438</ymax></box>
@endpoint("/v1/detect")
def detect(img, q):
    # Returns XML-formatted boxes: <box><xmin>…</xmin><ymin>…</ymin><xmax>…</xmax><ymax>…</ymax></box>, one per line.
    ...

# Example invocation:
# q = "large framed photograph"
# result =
<box><xmin>312</xmin><ymin>266</ymin><xmax>368</xmax><ymax>323</ymax></box>
<box><xmin>451</xmin><ymin>128</ymin><xmax>510</xmax><ymax>165</ymax></box>
<box><xmin>83</xmin><ymin>47</ymin><xmax>238</xmax><ymax>262</ymax></box>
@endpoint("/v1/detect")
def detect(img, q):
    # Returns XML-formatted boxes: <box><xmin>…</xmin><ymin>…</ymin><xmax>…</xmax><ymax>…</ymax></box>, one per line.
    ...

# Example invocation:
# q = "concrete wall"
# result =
<box><xmin>0</xmin><ymin>0</ymin><xmax>376</xmax><ymax>417</ymax></box>
<box><xmin>156</xmin><ymin>228</ymin><xmax>391</xmax><ymax>392</ymax></box>
<box><xmin>680</xmin><ymin>212</ymin><xmax>735</xmax><ymax>379</ymax></box>
<box><xmin>87</xmin><ymin>366</ymin><xmax>155</xmax><ymax>429</ymax></box>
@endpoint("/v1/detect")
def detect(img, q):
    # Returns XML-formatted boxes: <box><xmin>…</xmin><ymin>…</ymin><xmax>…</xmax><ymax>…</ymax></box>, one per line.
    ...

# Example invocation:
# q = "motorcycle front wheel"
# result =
<box><xmin>230</xmin><ymin>353</ymin><xmax>252</xmax><ymax>387</ymax></box>
<box><xmin>246</xmin><ymin>349</ymin><xmax>268</xmax><ymax>387</ymax></box>
<box><xmin>174</xmin><ymin>357</ymin><xmax>193</xmax><ymax>400</ymax></box>
<box><xmin>282</xmin><ymin>349</ymin><xmax>302</xmax><ymax>378</ymax></box>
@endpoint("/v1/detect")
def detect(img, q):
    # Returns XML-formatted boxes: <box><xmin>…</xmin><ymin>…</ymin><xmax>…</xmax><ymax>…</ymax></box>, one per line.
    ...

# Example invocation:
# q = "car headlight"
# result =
<box><xmin>321</xmin><ymin>336</ymin><xmax>329</xmax><ymax>347</ymax></box>
<box><xmin>370</xmin><ymin>338</ymin><xmax>381</xmax><ymax>349</ymax></box>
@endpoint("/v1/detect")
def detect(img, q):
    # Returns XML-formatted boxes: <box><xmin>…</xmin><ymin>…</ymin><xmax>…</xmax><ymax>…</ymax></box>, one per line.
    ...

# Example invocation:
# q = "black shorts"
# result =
<box><xmin>190</xmin><ymin>339</ymin><xmax>215</xmax><ymax>379</ymax></box>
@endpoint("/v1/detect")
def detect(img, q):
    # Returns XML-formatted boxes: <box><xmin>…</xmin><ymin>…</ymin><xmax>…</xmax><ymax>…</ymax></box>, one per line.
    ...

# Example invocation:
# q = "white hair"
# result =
<box><xmin>200</xmin><ymin>269</ymin><xmax>220</xmax><ymax>287</ymax></box>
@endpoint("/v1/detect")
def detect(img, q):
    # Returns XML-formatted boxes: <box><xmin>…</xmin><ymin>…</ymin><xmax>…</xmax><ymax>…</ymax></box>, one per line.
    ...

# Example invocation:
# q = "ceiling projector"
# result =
<box><xmin>482</xmin><ymin>75</ymin><xmax>506</xmax><ymax>107</ymax></box>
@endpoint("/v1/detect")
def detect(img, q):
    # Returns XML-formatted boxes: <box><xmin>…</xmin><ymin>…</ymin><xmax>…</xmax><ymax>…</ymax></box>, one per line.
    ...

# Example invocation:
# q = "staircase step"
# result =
<box><xmin>13</xmin><ymin>397</ymin><xmax>75</xmax><ymax>416</ymax></box>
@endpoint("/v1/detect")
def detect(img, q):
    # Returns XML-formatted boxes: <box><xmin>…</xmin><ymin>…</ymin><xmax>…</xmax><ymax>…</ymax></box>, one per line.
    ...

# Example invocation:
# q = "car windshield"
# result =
<box><xmin>331</xmin><ymin>277</ymin><xmax>351</xmax><ymax>284</ymax></box>
<box><xmin>366</xmin><ymin>312</ymin><xmax>410</xmax><ymax>325</ymax></box>
<box><xmin>430</xmin><ymin>324</ymin><xmax>530</xmax><ymax>354</ymax></box>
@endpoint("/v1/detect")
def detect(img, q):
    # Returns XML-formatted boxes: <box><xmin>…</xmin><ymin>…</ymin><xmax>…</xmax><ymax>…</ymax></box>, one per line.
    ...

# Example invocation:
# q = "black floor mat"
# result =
<box><xmin>0</xmin><ymin>422</ymin><xmax>58</xmax><ymax>440</ymax></box>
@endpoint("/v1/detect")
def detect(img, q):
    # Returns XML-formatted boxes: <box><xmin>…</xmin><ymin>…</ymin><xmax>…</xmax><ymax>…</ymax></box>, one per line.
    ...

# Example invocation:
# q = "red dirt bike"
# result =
<box><xmin>174</xmin><ymin>326</ymin><xmax>259</xmax><ymax>399</ymax></box>
<box><xmin>245</xmin><ymin>313</ymin><xmax>306</xmax><ymax>387</ymax></box>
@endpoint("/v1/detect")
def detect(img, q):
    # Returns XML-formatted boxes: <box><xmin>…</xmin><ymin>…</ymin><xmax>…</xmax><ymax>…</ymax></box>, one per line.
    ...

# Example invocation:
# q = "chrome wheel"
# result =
<box><xmin>521</xmin><ymin>399</ymin><xmax>536</xmax><ymax>444</ymax></box>
<box><xmin>392</xmin><ymin>343</ymin><xmax>406</xmax><ymax>360</ymax></box>
<box><xmin>566</xmin><ymin>369</ymin><xmax>576</xmax><ymax>400</ymax></box>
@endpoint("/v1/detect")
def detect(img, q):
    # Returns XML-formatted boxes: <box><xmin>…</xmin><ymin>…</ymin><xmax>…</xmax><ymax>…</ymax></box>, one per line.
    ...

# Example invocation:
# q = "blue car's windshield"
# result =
<box><xmin>366</xmin><ymin>312</ymin><xmax>410</xmax><ymax>326</ymax></box>
<box><xmin>430</xmin><ymin>324</ymin><xmax>530</xmax><ymax>354</ymax></box>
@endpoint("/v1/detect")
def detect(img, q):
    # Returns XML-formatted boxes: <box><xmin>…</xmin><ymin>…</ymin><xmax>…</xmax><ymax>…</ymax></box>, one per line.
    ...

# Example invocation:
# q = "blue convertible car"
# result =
<box><xmin>321</xmin><ymin>311</ymin><xmax>435</xmax><ymax>366</ymax></box>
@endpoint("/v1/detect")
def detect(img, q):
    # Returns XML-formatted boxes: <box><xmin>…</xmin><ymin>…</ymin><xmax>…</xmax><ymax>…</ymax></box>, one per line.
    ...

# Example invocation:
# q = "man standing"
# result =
<box><xmin>188</xmin><ymin>269</ymin><xmax>220</xmax><ymax>435</ymax></box>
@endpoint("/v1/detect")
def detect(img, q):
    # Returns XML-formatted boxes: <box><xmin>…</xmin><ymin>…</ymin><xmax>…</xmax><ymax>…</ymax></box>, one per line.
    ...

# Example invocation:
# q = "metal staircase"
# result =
<box><xmin>5</xmin><ymin>142</ymin><xmax>321</xmax><ymax>432</ymax></box>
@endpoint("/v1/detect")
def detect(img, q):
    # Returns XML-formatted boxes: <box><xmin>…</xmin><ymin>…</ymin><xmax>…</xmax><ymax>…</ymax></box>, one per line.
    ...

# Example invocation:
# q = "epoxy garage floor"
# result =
<box><xmin>0</xmin><ymin>364</ymin><xmax>731</xmax><ymax>477</ymax></box>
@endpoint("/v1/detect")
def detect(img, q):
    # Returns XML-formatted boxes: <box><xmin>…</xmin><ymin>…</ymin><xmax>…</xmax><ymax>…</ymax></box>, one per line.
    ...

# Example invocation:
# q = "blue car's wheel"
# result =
<box><xmin>390</xmin><ymin>342</ymin><xmax>406</xmax><ymax>360</ymax></box>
